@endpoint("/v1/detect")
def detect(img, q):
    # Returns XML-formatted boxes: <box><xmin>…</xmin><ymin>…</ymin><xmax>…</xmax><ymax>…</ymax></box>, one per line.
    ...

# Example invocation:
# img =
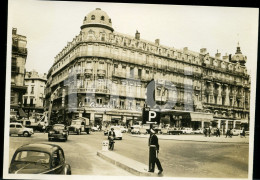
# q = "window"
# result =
<box><xmin>138</xmin><ymin>69</ymin><xmax>142</xmax><ymax>77</ymax></box>
<box><xmin>58</xmin><ymin>150</ymin><xmax>64</xmax><ymax>163</ymax></box>
<box><xmin>101</xmin><ymin>16</ymin><xmax>105</xmax><ymax>21</ymax></box>
<box><xmin>85</xmin><ymin>97</ymin><xmax>90</xmax><ymax>103</ymax></box>
<box><xmin>10</xmin><ymin>124</ymin><xmax>15</xmax><ymax>128</ymax></box>
<box><xmin>91</xmin><ymin>15</ymin><xmax>95</xmax><ymax>20</ymax></box>
<box><xmin>97</xmin><ymin>98</ymin><xmax>102</xmax><ymax>104</ymax></box>
<box><xmin>109</xmin><ymin>19</ymin><xmax>111</xmax><ymax>23</ymax></box>
<box><xmin>120</xmin><ymin>100</ymin><xmax>124</xmax><ymax>108</ymax></box>
<box><xmin>31</xmin><ymin>87</ymin><xmax>34</xmax><ymax>94</ymax></box>
<box><xmin>146</xmin><ymin>70</ymin><xmax>149</xmax><ymax>74</ymax></box>
<box><xmin>30</xmin><ymin>98</ymin><xmax>33</xmax><ymax>105</ymax></box>
<box><xmin>130</xmin><ymin>67</ymin><xmax>134</xmax><ymax>78</ymax></box>
<box><xmin>32</xmin><ymin>80</ymin><xmax>34</xmax><ymax>83</ymax></box>
<box><xmin>16</xmin><ymin>124</ymin><xmax>22</xmax><ymax>128</ymax></box>
<box><xmin>129</xmin><ymin>101</ymin><xmax>132</xmax><ymax>109</ymax></box>
<box><xmin>112</xmin><ymin>99</ymin><xmax>116</xmax><ymax>107</ymax></box>
<box><xmin>122</xmin><ymin>65</ymin><xmax>126</xmax><ymax>69</ymax></box>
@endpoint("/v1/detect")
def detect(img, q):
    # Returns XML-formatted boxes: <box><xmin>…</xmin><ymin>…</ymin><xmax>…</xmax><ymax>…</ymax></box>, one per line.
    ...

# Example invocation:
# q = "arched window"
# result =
<box><xmin>91</xmin><ymin>15</ymin><xmax>95</xmax><ymax>20</ymax></box>
<box><xmin>101</xmin><ymin>16</ymin><xmax>105</xmax><ymax>21</ymax></box>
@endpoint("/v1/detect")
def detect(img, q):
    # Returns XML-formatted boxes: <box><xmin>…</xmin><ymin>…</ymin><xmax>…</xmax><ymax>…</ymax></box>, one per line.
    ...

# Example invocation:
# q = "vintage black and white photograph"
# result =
<box><xmin>4</xmin><ymin>0</ymin><xmax>259</xmax><ymax>179</ymax></box>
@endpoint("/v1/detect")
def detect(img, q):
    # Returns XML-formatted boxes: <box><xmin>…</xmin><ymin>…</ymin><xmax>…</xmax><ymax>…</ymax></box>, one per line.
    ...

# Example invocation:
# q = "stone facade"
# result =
<box><xmin>10</xmin><ymin>28</ymin><xmax>27</xmax><ymax>117</ymax></box>
<box><xmin>45</xmin><ymin>8</ymin><xmax>250</xmax><ymax>130</ymax></box>
<box><xmin>23</xmin><ymin>70</ymin><xmax>47</xmax><ymax>116</ymax></box>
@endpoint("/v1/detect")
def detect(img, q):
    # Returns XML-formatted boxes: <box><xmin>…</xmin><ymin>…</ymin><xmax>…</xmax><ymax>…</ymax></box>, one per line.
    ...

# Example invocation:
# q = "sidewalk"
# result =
<box><xmin>97</xmin><ymin>150</ymin><xmax>159</xmax><ymax>176</ymax></box>
<box><xmin>131</xmin><ymin>134</ymin><xmax>249</xmax><ymax>143</ymax></box>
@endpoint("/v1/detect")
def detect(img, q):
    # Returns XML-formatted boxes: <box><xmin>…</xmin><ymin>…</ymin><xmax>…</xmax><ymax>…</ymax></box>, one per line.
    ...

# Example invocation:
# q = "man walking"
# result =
<box><xmin>148</xmin><ymin>129</ymin><xmax>163</xmax><ymax>175</ymax></box>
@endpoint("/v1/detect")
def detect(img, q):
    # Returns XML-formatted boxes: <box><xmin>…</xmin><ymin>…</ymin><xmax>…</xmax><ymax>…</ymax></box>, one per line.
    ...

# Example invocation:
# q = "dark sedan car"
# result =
<box><xmin>48</xmin><ymin>124</ymin><xmax>69</xmax><ymax>142</ymax></box>
<box><xmin>9</xmin><ymin>143</ymin><xmax>71</xmax><ymax>174</ymax></box>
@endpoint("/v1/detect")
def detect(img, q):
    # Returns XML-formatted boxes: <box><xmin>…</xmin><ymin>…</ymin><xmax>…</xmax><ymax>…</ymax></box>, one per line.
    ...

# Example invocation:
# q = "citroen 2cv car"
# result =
<box><xmin>48</xmin><ymin>124</ymin><xmax>69</xmax><ymax>142</ymax></box>
<box><xmin>9</xmin><ymin>143</ymin><xmax>71</xmax><ymax>174</ymax></box>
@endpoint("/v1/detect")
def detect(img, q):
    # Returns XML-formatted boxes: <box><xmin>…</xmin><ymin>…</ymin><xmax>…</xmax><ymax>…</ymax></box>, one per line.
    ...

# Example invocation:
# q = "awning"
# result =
<box><xmin>18</xmin><ymin>108</ymin><xmax>27</xmax><ymax>118</ymax></box>
<box><xmin>190</xmin><ymin>112</ymin><xmax>213</xmax><ymax>122</ymax></box>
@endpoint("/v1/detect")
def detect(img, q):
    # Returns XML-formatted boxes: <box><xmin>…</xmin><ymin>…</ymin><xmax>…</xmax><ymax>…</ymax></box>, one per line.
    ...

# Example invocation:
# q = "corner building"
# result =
<box><xmin>46</xmin><ymin>8</ymin><xmax>250</xmax><ymax>131</ymax></box>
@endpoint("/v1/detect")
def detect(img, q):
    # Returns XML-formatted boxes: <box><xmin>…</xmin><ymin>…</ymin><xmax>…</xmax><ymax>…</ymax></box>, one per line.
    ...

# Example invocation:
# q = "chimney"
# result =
<box><xmin>12</xmin><ymin>28</ymin><xmax>17</xmax><ymax>35</ymax></box>
<box><xmin>215</xmin><ymin>52</ymin><xmax>221</xmax><ymax>59</ymax></box>
<box><xmin>183</xmin><ymin>47</ymin><xmax>188</xmax><ymax>52</ymax></box>
<box><xmin>155</xmin><ymin>39</ymin><xmax>160</xmax><ymax>46</ymax></box>
<box><xmin>135</xmin><ymin>30</ymin><xmax>140</xmax><ymax>40</ymax></box>
<box><xmin>200</xmin><ymin>48</ymin><xmax>207</xmax><ymax>54</ymax></box>
<box><xmin>222</xmin><ymin>54</ymin><xmax>229</xmax><ymax>61</ymax></box>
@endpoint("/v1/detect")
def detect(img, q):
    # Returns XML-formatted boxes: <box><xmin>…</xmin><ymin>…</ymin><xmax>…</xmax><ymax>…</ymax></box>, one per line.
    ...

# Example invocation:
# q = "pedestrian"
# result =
<box><xmin>229</xmin><ymin>128</ymin><xmax>233</xmax><ymax>138</ymax></box>
<box><xmin>208</xmin><ymin>127</ymin><xmax>211</xmax><ymax>137</ymax></box>
<box><xmin>148</xmin><ymin>129</ymin><xmax>163</xmax><ymax>175</ymax></box>
<box><xmin>225</xmin><ymin>129</ymin><xmax>230</xmax><ymax>138</ymax></box>
<box><xmin>240</xmin><ymin>127</ymin><xmax>246</xmax><ymax>138</ymax></box>
<box><xmin>108</xmin><ymin>128</ymin><xmax>116</xmax><ymax>149</ymax></box>
<box><xmin>216</xmin><ymin>128</ymin><xmax>220</xmax><ymax>137</ymax></box>
<box><xmin>204</xmin><ymin>128</ymin><xmax>207</xmax><ymax>137</ymax></box>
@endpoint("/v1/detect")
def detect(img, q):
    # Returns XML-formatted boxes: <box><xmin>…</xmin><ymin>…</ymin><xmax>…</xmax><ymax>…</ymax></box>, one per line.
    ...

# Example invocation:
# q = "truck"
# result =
<box><xmin>16</xmin><ymin>113</ymin><xmax>48</xmax><ymax>132</ymax></box>
<box><xmin>68</xmin><ymin>117</ymin><xmax>91</xmax><ymax>135</ymax></box>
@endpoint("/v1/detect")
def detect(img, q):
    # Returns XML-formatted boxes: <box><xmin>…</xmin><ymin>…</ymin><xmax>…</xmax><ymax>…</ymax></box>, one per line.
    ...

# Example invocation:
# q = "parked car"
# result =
<box><xmin>193</xmin><ymin>128</ymin><xmax>203</xmax><ymax>134</ymax></box>
<box><xmin>131</xmin><ymin>125</ymin><xmax>141</xmax><ymax>134</ymax></box>
<box><xmin>9</xmin><ymin>143</ymin><xmax>71</xmax><ymax>174</ymax></box>
<box><xmin>107</xmin><ymin>126</ymin><xmax>123</xmax><ymax>140</ymax></box>
<box><xmin>9</xmin><ymin>122</ymin><xmax>34</xmax><ymax>137</ymax></box>
<box><xmin>91</xmin><ymin>126</ymin><xmax>99</xmax><ymax>132</ymax></box>
<box><xmin>119</xmin><ymin>126</ymin><xmax>127</xmax><ymax>133</ymax></box>
<box><xmin>48</xmin><ymin>124</ymin><xmax>69</xmax><ymax>142</ymax></box>
<box><xmin>231</xmin><ymin>129</ymin><xmax>242</xmax><ymax>136</ymax></box>
<box><xmin>181</xmin><ymin>127</ymin><xmax>193</xmax><ymax>134</ymax></box>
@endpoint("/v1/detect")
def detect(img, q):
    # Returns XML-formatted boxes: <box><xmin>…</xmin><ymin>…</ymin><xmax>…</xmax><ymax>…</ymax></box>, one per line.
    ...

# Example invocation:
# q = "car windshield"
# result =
<box><xmin>53</xmin><ymin>125</ymin><xmax>65</xmax><ymax>130</ymax></box>
<box><xmin>14</xmin><ymin>151</ymin><xmax>50</xmax><ymax>164</ymax></box>
<box><xmin>71</xmin><ymin>121</ymin><xmax>81</xmax><ymax>125</ymax></box>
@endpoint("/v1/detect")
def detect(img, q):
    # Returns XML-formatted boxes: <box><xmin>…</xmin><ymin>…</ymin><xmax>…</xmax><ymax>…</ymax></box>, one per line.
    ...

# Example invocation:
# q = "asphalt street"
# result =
<box><xmin>8</xmin><ymin>131</ymin><xmax>248</xmax><ymax>178</ymax></box>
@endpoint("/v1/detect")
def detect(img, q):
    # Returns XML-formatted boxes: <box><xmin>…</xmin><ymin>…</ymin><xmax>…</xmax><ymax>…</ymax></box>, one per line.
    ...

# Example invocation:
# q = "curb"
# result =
<box><xmin>97</xmin><ymin>150</ymin><xmax>159</xmax><ymax>176</ymax></box>
<box><xmin>131</xmin><ymin>135</ymin><xmax>249</xmax><ymax>144</ymax></box>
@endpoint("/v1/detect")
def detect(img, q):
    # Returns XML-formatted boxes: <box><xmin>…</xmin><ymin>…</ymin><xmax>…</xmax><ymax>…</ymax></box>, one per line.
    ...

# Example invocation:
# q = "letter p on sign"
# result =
<box><xmin>148</xmin><ymin>111</ymin><xmax>156</xmax><ymax>122</ymax></box>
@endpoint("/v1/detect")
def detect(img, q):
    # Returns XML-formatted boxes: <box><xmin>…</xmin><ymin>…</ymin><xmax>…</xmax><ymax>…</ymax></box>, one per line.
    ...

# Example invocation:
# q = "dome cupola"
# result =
<box><xmin>231</xmin><ymin>42</ymin><xmax>247</xmax><ymax>66</ymax></box>
<box><xmin>81</xmin><ymin>8</ymin><xmax>114</xmax><ymax>32</ymax></box>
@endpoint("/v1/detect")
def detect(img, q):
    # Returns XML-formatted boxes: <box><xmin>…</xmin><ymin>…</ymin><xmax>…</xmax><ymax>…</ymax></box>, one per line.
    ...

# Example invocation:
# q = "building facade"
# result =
<box><xmin>10</xmin><ymin>28</ymin><xmax>28</xmax><ymax>118</ymax></box>
<box><xmin>23</xmin><ymin>70</ymin><xmax>47</xmax><ymax>117</ymax></box>
<box><xmin>45</xmin><ymin>8</ymin><xmax>250</xmax><ymax>131</ymax></box>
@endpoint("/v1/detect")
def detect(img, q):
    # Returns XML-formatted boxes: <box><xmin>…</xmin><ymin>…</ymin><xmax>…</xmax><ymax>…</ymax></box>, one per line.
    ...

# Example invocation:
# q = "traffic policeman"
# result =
<box><xmin>148</xmin><ymin>129</ymin><xmax>163</xmax><ymax>174</ymax></box>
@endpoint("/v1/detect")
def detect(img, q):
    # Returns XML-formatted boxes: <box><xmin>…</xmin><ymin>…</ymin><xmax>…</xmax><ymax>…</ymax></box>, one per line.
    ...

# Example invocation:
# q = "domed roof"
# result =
<box><xmin>81</xmin><ymin>8</ymin><xmax>114</xmax><ymax>32</ymax></box>
<box><xmin>231</xmin><ymin>42</ymin><xmax>247</xmax><ymax>65</ymax></box>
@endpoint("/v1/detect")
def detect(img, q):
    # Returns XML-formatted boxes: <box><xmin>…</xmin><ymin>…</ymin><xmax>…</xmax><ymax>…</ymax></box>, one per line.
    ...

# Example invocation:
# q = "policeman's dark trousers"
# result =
<box><xmin>149</xmin><ymin>147</ymin><xmax>163</xmax><ymax>172</ymax></box>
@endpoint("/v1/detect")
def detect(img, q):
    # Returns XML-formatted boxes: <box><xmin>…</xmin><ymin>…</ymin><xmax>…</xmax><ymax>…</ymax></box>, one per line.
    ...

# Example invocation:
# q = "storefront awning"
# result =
<box><xmin>190</xmin><ymin>112</ymin><xmax>213</xmax><ymax>122</ymax></box>
<box><xmin>18</xmin><ymin>108</ymin><xmax>27</xmax><ymax>118</ymax></box>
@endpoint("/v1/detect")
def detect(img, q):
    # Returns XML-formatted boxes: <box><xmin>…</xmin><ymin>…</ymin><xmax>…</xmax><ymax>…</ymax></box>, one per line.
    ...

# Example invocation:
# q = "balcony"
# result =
<box><xmin>205</xmin><ymin>88</ymin><xmax>212</xmax><ymax>95</ymax></box>
<box><xmin>84</xmin><ymin>69</ymin><xmax>92</xmax><ymax>75</ymax></box>
<box><xmin>194</xmin><ymin>86</ymin><xmax>201</xmax><ymax>91</ymax></box>
<box><xmin>213</xmin><ymin>89</ymin><xmax>219</xmax><ymax>96</ymax></box>
<box><xmin>229</xmin><ymin>92</ymin><xmax>234</xmax><ymax>99</ymax></box>
<box><xmin>12</xmin><ymin>46</ymin><xmax>28</xmax><ymax>55</ymax></box>
<box><xmin>97</xmin><ymin>69</ymin><xmax>106</xmax><ymax>76</ymax></box>
<box><xmin>221</xmin><ymin>91</ymin><xmax>227</xmax><ymax>96</ymax></box>
<box><xmin>236</xmin><ymin>93</ymin><xmax>243</xmax><ymax>99</ymax></box>
<box><xmin>72</xmin><ymin>87</ymin><xmax>110</xmax><ymax>94</ymax></box>
<box><xmin>202</xmin><ymin>75</ymin><xmax>213</xmax><ymax>81</ymax></box>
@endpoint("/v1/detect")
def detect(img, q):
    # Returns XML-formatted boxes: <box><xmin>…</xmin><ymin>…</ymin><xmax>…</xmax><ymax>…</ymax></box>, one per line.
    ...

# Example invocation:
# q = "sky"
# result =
<box><xmin>7</xmin><ymin>0</ymin><xmax>259</xmax><ymax>77</ymax></box>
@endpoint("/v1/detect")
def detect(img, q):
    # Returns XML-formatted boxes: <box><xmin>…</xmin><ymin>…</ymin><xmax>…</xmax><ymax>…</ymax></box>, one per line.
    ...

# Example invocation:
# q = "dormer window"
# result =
<box><xmin>84</xmin><ymin>16</ymin><xmax>87</xmax><ymax>21</ymax></box>
<box><xmin>91</xmin><ymin>15</ymin><xmax>95</xmax><ymax>20</ymax></box>
<box><xmin>101</xmin><ymin>16</ymin><xmax>105</xmax><ymax>21</ymax></box>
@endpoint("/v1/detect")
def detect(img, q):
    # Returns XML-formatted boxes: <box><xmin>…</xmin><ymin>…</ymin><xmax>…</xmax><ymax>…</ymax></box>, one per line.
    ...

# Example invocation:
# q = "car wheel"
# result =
<box><xmin>23</xmin><ymin>131</ymin><xmax>29</xmax><ymax>137</ymax></box>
